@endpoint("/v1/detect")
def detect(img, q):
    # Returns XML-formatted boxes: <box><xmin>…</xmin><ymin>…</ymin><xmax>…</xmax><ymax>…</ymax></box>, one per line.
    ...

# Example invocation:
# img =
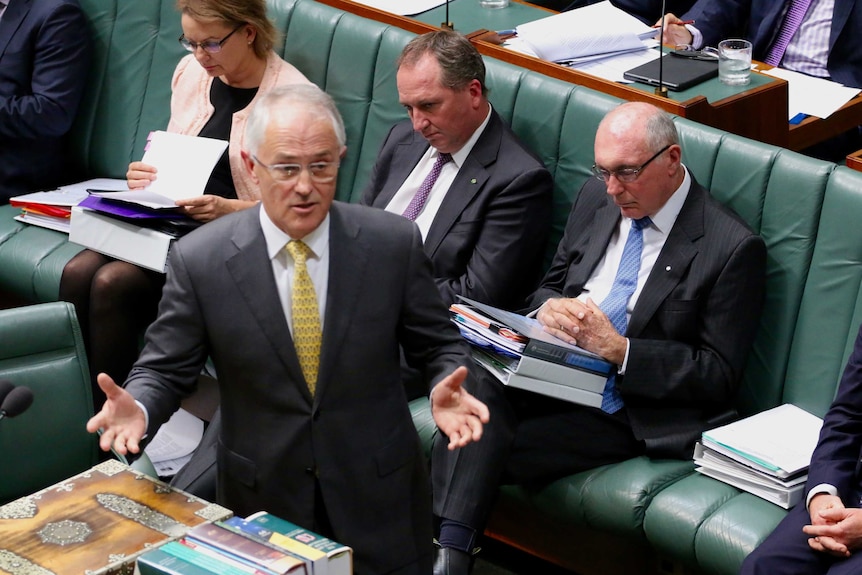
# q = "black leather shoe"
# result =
<box><xmin>432</xmin><ymin>544</ymin><xmax>478</xmax><ymax>575</ymax></box>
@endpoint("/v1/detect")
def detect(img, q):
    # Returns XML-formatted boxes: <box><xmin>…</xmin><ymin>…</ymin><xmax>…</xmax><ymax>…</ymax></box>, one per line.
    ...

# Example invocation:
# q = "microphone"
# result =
<box><xmin>441</xmin><ymin>0</ymin><xmax>453</xmax><ymax>30</ymax></box>
<box><xmin>656</xmin><ymin>0</ymin><xmax>668</xmax><ymax>97</ymax></box>
<box><xmin>0</xmin><ymin>380</ymin><xmax>14</xmax><ymax>406</ymax></box>
<box><xmin>0</xmin><ymin>386</ymin><xmax>34</xmax><ymax>422</ymax></box>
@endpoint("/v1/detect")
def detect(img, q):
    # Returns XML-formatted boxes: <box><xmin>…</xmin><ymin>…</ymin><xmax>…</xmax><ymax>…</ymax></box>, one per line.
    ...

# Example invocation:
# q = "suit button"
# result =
<box><xmin>312</xmin><ymin>410</ymin><xmax>321</xmax><ymax>421</ymax></box>
<box><xmin>305</xmin><ymin>466</ymin><xmax>318</xmax><ymax>477</ymax></box>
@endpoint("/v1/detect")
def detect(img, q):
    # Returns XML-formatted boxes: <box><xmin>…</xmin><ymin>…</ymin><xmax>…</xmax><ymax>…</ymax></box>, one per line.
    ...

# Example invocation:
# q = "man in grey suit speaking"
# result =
<box><xmin>430</xmin><ymin>102</ymin><xmax>767</xmax><ymax>574</ymax></box>
<box><xmin>87</xmin><ymin>84</ymin><xmax>489</xmax><ymax>575</ymax></box>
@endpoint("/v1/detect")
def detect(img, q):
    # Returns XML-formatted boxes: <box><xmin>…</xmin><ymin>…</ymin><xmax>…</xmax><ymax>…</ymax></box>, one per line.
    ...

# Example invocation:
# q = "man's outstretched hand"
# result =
<box><xmin>86</xmin><ymin>373</ymin><xmax>147</xmax><ymax>456</ymax></box>
<box><xmin>430</xmin><ymin>366</ymin><xmax>490</xmax><ymax>450</ymax></box>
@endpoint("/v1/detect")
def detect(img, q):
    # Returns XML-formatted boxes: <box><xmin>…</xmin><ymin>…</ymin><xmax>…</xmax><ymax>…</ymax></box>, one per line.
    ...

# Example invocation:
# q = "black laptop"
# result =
<box><xmin>624</xmin><ymin>53</ymin><xmax>719</xmax><ymax>91</ymax></box>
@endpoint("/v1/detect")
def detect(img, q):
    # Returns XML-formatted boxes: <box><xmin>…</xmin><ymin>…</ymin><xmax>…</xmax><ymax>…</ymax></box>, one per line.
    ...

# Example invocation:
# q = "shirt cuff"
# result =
<box><xmin>806</xmin><ymin>484</ymin><xmax>838</xmax><ymax>509</ymax></box>
<box><xmin>135</xmin><ymin>400</ymin><xmax>150</xmax><ymax>438</ymax></box>
<box><xmin>618</xmin><ymin>338</ymin><xmax>631</xmax><ymax>374</ymax></box>
<box><xmin>688</xmin><ymin>25</ymin><xmax>703</xmax><ymax>49</ymax></box>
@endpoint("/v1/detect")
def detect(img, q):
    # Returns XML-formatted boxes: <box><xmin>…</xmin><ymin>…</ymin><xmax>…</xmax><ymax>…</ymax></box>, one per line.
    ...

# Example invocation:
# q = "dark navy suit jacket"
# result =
<box><xmin>0</xmin><ymin>0</ymin><xmax>90</xmax><ymax>202</ymax></box>
<box><xmin>683</xmin><ymin>0</ymin><xmax>862</xmax><ymax>88</ymax></box>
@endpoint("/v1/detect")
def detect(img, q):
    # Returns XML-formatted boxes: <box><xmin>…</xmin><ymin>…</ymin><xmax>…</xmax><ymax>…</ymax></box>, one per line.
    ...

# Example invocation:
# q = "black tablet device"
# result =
<box><xmin>623</xmin><ymin>53</ymin><xmax>719</xmax><ymax>91</ymax></box>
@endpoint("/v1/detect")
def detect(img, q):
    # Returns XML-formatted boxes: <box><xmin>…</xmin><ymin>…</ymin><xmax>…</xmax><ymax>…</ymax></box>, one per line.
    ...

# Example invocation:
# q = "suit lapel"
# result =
<box><xmin>224</xmin><ymin>207</ymin><xmax>306</xmax><ymax>389</ymax></box>
<box><xmin>568</xmin><ymin>193</ymin><xmax>620</xmax><ymax>292</ymax></box>
<box><xmin>831</xmin><ymin>0</ymin><xmax>853</xmax><ymax>51</ymax></box>
<box><xmin>373</xmin><ymin>134</ymin><xmax>428</xmax><ymax>209</ymax></box>
<box><xmin>627</xmin><ymin>185</ymin><xmax>705</xmax><ymax>336</ymax></box>
<box><xmin>0</xmin><ymin>0</ymin><xmax>30</xmax><ymax>59</ymax></box>
<box><xmin>315</xmin><ymin>203</ymin><xmax>367</xmax><ymax>403</ymax></box>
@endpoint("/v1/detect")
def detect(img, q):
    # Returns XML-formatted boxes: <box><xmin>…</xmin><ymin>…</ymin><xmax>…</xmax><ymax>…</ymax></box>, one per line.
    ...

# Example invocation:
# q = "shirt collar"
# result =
<box><xmin>646</xmin><ymin>165</ymin><xmax>691</xmax><ymax>234</ymax></box>
<box><xmin>260</xmin><ymin>205</ymin><xmax>330</xmax><ymax>260</ymax></box>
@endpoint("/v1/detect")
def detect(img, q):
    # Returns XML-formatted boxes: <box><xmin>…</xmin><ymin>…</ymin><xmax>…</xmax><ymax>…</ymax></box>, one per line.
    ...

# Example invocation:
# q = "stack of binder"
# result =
<box><xmin>137</xmin><ymin>511</ymin><xmax>353</xmax><ymax>575</ymax></box>
<box><xmin>451</xmin><ymin>297</ymin><xmax>613</xmax><ymax>407</ymax></box>
<box><xmin>694</xmin><ymin>404</ymin><xmax>824</xmax><ymax>509</ymax></box>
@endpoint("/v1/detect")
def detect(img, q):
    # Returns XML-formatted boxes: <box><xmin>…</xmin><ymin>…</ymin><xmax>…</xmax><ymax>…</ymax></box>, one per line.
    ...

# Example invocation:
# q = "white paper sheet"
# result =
<box><xmin>761</xmin><ymin>67</ymin><xmax>861</xmax><ymax>120</ymax></box>
<box><xmin>515</xmin><ymin>1</ymin><xmax>658</xmax><ymax>63</ymax></box>
<box><xmin>142</xmin><ymin>131</ymin><xmax>228</xmax><ymax>201</ymax></box>
<box><xmin>702</xmin><ymin>404</ymin><xmax>823</xmax><ymax>475</ymax></box>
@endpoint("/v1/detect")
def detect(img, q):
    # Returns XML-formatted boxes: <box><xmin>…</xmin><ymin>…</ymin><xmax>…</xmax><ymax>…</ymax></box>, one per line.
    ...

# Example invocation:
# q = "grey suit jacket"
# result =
<box><xmin>126</xmin><ymin>202</ymin><xmax>470</xmax><ymax>574</ymax></box>
<box><xmin>529</xmin><ymin>176</ymin><xmax>767</xmax><ymax>457</ymax></box>
<box><xmin>361</xmin><ymin>109</ymin><xmax>553</xmax><ymax>310</ymax></box>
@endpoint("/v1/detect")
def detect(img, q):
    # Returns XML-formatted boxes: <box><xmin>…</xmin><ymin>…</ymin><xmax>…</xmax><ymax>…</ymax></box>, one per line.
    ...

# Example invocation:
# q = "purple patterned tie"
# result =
<box><xmin>764</xmin><ymin>0</ymin><xmax>813</xmax><ymax>66</ymax></box>
<box><xmin>402</xmin><ymin>152</ymin><xmax>452</xmax><ymax>221</ymax></box>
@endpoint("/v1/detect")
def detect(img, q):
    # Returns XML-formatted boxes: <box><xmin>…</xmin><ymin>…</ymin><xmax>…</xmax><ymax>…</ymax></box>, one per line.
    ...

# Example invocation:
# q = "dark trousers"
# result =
<box><xmin>740</xmin><ymin>500</ymin><xmax>862</xmax><ymax>575</ymax></box>
<box><xmin>432</xmin><ymin>370</ymin><xmax>645</xmax><ymax>529</ymax></box>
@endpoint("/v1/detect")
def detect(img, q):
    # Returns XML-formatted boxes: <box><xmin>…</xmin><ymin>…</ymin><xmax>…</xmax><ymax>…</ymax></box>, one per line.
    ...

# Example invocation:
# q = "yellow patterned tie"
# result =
<box><xmin>286</xmin><ymin>240</ymin><xmax>321</xmax><ymax>395</ymax></box>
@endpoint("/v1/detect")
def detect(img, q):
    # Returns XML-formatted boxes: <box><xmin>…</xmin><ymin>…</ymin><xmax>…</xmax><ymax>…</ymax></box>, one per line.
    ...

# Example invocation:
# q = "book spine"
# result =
<box><xmin>187</xmin><ymin>523</ymin><xmax>306</xmax><ymax>574</ymax></box>
<box><xmin>220</xmin><ymin>518</ymin><xmax>320</xmax><ymax>568</ymax></box>
<box><xmin>179</xmin><ymin>538</ymin><xmax>281</xmax><ymax>575</ymax></box>
<box><xmin>506</xmin><ymin>373</ymin><xmax>602</xmax><ymax>408</ymax></box>
<box><xmin>515</xmin><ymin>355</ymin><xmax>607</xmax><ymax>393</ymax></box>
<box><xmin>522</xmin><ymin>340</ymin><xmax>613</xmax><ymax>376</ymax></box>
<box><xmin>141</xmin><ymin>540</ymin><xmax>256</xmax><ymax>575</ymax></box>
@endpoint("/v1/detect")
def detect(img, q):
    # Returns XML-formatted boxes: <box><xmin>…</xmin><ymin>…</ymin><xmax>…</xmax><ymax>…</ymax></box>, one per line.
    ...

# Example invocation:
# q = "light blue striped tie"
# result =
<box><xmin>598</xmin><ymin>216</ymin><xmax>650</xmax><ymax>413</ymax></box>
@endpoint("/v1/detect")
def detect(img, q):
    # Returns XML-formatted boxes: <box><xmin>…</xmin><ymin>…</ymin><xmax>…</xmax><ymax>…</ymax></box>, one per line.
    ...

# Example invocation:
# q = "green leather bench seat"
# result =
<box><xmin>3</xmin><ymin>1</ymin><xmax>862</xmax><ymax>574</ymax></box>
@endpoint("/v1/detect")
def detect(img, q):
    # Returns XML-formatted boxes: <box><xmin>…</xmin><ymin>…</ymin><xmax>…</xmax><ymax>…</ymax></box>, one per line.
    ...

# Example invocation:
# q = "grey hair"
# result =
<box><xmin>244</xmin><ymin>84</ymin><xmax>346</xmax><ymax>155</ymax></box>
<box><xmin>644</xmin><ymin>107</ymin><xmax>679</xmax><ymax>152</ymax></box>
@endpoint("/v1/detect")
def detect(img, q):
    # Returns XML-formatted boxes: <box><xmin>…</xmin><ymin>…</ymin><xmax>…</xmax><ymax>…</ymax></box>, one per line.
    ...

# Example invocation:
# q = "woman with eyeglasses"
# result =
<box><xmin>59</xmin><ymin>0</ymin><xmax>311</xmax><ymax>408</ymax></box>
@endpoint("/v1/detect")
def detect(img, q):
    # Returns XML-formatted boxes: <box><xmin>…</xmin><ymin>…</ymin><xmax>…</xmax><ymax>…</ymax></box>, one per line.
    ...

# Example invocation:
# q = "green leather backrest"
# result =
<box><xmin>69</xmin><ymin>0</ymin><xmax>184</xmax><ymax>179</ymax></box>
<box><xmin>0</xmin><ymin>302</ymin><xmax>98</xmax><ymax>504</ymax></box>
<box><xmin>783</xmin><ymin>168</ymin><xmax>862</xmax><ymax>417</ymax></box>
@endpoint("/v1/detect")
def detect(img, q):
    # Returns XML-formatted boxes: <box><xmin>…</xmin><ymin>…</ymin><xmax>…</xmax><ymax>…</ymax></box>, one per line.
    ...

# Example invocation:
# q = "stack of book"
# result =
<box><xmin>136</xmin><ymin>512</ymin><xmax>353</xmax><ymax>575</ymax></box>
<box><xmin>694</xmin><ymin>404</ymin><xmax>824</xmax><ymax>509</ymax></box>
<box><xmin>451</xmin><ymin>297</ymin><xmax>613</xmax><ymax>408</ymax></box>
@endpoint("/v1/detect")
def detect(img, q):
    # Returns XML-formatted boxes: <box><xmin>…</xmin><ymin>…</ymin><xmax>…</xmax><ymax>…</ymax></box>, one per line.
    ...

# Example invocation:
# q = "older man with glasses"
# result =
<box><xmin>430</xmin><ymin>101</ymin><xmax>767</xmax><ymax>574</ymax></box>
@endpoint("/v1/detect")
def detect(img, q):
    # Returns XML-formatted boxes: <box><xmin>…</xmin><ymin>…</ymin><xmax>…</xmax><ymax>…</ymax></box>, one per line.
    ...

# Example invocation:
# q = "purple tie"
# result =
<box><xmin>402</xmin><ymin>152</ymin><xmax>452</xmax><ymax>221</ymax></box>
<box><xmin>764</xmin><ymin>0</ymin><xmax>812</xmax><ymax>66</ymax></box>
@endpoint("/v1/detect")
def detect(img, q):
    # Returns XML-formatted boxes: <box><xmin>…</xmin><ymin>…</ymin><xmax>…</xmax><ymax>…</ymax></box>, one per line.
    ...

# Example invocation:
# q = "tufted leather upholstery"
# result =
<box><xmin>2</xmin><ymin>0</ymin><xmax>862</xmax><ymax>573</ymax></box>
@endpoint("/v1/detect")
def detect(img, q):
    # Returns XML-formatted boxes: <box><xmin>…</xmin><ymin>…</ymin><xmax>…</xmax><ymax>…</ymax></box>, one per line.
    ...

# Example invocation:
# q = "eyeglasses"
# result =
<box><xmin>179</xmin><ymin>24</ymin><xmax>244</xmax><ymax>54</ymax></box>
<box><xmin>253</xmin><ymin>155</ymin><xmax>340</xmax><ymax>183</ymax></box>
<box><xmin>591</xmin><ymin>144</ymin><xmax>672</xmax><ymax>183</ymax></box>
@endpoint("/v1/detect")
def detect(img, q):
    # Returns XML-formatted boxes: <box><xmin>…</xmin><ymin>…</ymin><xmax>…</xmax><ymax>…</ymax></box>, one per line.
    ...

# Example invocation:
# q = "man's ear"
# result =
<box><xmin>241</xmin><ymin>150</ymin><xmax>260</xmax><ymax>184</ymax></box>
<box><xmin>339</xmin><ymin>146</ymin><xmax>348</xmax><ymax>160</ymax></box>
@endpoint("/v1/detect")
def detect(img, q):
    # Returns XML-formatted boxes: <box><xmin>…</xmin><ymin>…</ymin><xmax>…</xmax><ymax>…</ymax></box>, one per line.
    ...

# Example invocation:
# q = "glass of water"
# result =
<box><xmin>717</xmin><ymin>39</ymin><xmax>752</xmax><ymax>86</ymax></box>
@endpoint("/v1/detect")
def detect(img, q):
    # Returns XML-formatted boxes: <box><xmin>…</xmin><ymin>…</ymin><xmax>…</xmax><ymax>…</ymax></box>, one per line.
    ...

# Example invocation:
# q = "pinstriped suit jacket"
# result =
<box><xmin>529</xmin><ymin>176</ymin><xmax>767</xmax><ymax>457</ymax></box>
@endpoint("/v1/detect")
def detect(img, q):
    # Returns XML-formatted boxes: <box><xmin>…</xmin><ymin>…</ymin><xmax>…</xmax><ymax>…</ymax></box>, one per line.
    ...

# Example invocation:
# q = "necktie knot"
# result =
<box><xmin>632</xmin><ymin>216</ymin><xmax>651</xmax><ymax>231</ymax></box>
<box><xmin>286</xmin><ymin>239</ymin><xmax>313</xmax><ymax>264</ymax></box>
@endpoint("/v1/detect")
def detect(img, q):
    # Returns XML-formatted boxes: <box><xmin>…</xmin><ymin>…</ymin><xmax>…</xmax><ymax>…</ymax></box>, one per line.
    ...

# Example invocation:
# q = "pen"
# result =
<box><xmin>652</xmin><ymin>19</ymin><xmax>695</xmax><ymax>27</ymax></box>
<box><xmin>496</xmin><ymin>29</ymin><xmax>517</xmax><ymax>36</ymax></box>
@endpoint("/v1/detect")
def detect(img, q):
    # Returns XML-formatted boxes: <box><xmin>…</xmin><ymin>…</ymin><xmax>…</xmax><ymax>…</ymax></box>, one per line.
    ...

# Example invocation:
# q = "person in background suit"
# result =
<box><xmin>0</xmin><ymin>0</ymin><xmax>90</xmax><ymax>203</ymax></box>
<box><xmin>430</xmin><ymin>102</ymin><xmax>767</xmax><ymax>575</ymax></box>
<box><xmin>740</xmin><ymin>324</ymin><xmax>862</xmax><ymax>575</ymax></box>
<box><xmin>86</xmin><ymin>84</ymin><xmax>489</xmax><ymax>575</ymax></box>
<box><xmin>361</xmin><ymin>30</ymin><xmax>553</xmax><ymax>313</ymax></box>
<box><xmin>658</xmin><ymin>0</ymin><xmax>862</xmax><ymax>161</ymax></box>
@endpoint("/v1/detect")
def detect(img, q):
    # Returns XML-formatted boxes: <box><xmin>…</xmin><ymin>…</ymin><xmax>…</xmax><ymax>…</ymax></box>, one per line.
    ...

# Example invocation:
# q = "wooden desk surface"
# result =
<box><xmin>317</xmin><ymin>0</ymin><xmax>862</xmax><ymax>152</ymax></box>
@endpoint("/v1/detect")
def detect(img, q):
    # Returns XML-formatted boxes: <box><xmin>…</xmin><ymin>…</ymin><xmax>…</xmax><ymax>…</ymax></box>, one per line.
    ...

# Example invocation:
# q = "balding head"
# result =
<box><xmin>593</xmin><ymin>102</ymin><xmax>684</xmax><ymax>220</ymax></box>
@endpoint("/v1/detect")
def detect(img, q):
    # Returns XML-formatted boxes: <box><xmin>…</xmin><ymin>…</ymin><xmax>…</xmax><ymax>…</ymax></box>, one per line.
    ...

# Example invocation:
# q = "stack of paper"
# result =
<box><xmin>514</xmin><ymin>1</ymin><xmax>658</xmax><ymax>65</ymax></box>
<box><xmin>694</xmin><ymin>404</ymin><xmax>824</xmax><ymax>509</ymax></box>
<box><xmin>9</xmin><ymin>178</ymin><xmax>127</xmax><ymax>233</ymax></box>
<box><xmin>451</xmin><ymin>297</ymin><xmax>613</xmax><ymax>407</ymax></box>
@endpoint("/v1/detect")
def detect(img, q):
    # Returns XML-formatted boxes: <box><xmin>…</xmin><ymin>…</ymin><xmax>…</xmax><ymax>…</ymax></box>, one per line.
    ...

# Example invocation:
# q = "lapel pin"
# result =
<box><xmin>665</xmin><ymin>266</ymin><xmax>671</xmax><ymax>271</ymax></box>
<box><xmin>471</xmin><ymin>178</ymin><xmax>477</xmax><ymax>184</ymax></box>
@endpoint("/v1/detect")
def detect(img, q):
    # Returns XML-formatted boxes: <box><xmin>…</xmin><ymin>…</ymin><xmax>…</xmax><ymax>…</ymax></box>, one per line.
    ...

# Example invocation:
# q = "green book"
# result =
<box><xmin>137</xmin><ymin>541</ymin><xmax>260</xmax><ymax>575</ymax></box>
<box><xmin>240</xmin><ymin>512</ymin><xmax>353</xmax><ymax>575</ymax></box>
